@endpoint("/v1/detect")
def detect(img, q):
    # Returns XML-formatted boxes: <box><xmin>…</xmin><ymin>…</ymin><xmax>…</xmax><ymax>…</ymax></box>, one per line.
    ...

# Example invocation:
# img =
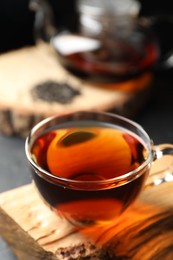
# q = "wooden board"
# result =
<box><xmin>0</xmin><ymin>43</ymin><xmax>152</xmax><ymax>137</ymax></box>
<box><xmin>0</xmin><ymin>180</ymin><xmax>173</xmax><ymax>259</ymax></box>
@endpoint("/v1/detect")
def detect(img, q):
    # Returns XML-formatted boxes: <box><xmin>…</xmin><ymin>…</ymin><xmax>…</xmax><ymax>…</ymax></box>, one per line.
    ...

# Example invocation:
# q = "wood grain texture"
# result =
<box><xmin>0</xmin><ymin>180</ymin><xmax>173</xmax><ymax>259</ymax></box>
<box><xmin>0</xmin><ymin>43</ymin><xmax>152</xmax><ymax>137</ymax></box>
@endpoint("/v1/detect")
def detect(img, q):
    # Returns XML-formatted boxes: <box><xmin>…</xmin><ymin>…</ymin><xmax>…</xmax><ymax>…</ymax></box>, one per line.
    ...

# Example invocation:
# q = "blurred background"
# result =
<box><xmin>0</xmin><ymin>0</ymin><xmax>172</xmax><ymax>141</ymax></box>
<box><xmin>0</xmin><ymin>0</ymin><xmax>173</xmax><ymax>53</ymax></box>
<box><xmin>0</xmin><ymin>1</ymin><xmax>173</xmax><ymax>259</ymax></box>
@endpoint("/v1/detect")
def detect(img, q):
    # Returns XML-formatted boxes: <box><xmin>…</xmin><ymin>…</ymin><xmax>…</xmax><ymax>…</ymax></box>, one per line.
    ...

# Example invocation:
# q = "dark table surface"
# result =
<box><xmin>0</xmin><ymin>68</ymin><xmax>173</xmax><ymax>259</ymax></box>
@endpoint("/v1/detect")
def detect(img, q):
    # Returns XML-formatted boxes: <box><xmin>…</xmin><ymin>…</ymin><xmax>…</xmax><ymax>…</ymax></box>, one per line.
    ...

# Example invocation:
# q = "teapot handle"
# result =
<box><xmin>148</xmin><ymin>14</ymin><xmax>173</xmax><ymax>71</ymax></box>
<box><xmin>29</xmin><ymin>0</ymin><xmax>57</xmax><ymax>42</ymax></box>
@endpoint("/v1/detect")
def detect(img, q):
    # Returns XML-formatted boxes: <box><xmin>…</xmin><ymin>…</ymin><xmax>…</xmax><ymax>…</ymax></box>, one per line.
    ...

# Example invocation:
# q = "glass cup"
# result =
<box><xmin>25</xmin><ymin>111</ymin><xmax>173</xmax><ymax>227</ymax></box>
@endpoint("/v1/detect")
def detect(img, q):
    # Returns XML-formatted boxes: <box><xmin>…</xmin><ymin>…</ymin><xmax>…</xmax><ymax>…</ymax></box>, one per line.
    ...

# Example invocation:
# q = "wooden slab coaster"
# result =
<box><xmin>0</xmin><ymin>180</ymin><xmax>173</xmax><ymax>260</ymax></box>
<box><xmin>0</xmin><ymin>43</ymin><xmax>152</xmax><ymax>137</ymax></box>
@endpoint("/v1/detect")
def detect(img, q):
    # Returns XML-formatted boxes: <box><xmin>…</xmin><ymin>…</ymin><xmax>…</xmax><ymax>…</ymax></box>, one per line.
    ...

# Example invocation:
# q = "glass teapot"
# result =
<box><xmin>29</xmin><ymin>0</ymin><xmax>173</xmax><ymax>86</ymax></box>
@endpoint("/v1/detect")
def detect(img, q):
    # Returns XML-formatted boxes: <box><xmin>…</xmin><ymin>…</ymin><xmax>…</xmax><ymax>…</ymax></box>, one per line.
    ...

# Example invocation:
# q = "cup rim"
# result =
<box><xmin>25</xmin><ymin>111</ymin><xmax>153</xmax><ymax>187</ymax></box>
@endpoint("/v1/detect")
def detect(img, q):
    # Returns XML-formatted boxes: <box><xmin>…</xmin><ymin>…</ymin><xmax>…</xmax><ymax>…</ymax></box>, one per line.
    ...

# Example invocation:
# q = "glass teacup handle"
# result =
<box><xmin>146</xmin><ymin>144</ymin><xmax>173</xmax><ymax>188</ymax></box>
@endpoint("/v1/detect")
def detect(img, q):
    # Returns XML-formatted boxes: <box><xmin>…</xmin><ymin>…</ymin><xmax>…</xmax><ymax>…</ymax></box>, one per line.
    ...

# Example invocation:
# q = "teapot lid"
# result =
<box><xmin>77</xmin><ymin>0</ymin><xmax>141</xmax><ymax>17</ymax></box>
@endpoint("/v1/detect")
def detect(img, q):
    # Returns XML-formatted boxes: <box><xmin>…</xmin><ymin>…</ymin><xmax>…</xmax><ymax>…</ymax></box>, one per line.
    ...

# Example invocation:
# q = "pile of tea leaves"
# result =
<box><xmin>31</xmin><ymin>80</ymin><xmax>81</xmax><ymax>104</ymax></box>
